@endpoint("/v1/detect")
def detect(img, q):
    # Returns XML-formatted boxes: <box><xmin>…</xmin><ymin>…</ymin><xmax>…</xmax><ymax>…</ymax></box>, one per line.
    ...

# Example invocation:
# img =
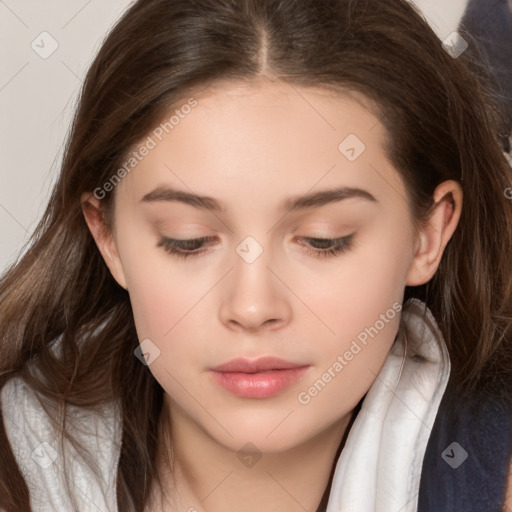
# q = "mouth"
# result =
<box><xmin>210</xmin><ymin>356</ymin><xmax>308</xmax><ymax>373</ymax></box>
<box><xmin>209</xmin><ymin>356</ymin><xmax>310</xmax><ymax>398</ymax></box>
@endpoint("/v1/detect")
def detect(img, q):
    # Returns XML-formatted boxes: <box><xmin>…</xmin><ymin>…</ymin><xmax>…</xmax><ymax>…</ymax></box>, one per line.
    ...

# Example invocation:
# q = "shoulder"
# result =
<box><xmin>418</xmin><ymin>379</ymin><xmax>512</xmax><ymax>511</ymax></box>
<box><xmin>2</xmin><ymin>374</ymin><xmax>122</xmax><ymax>445</ymax></box>
<box><xmin>1</xmin><ymin>375</ymin><xmax>122</xmax><ymax>511</ymax></box>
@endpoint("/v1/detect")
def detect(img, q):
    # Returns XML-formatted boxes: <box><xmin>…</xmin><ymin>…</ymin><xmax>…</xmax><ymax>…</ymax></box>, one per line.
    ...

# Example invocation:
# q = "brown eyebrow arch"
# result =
<box><xmin>140</xmin><ymin>185</ymin><xmax>378</xmax><ymax>213</ymax></box>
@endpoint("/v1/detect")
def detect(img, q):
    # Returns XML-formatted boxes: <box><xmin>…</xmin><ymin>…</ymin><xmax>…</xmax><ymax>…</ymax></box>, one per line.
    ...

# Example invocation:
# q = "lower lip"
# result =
<box><xmin>209</xmin><ymin>366</ymin><xmax>310</xmax><ymax>398</ymax></box>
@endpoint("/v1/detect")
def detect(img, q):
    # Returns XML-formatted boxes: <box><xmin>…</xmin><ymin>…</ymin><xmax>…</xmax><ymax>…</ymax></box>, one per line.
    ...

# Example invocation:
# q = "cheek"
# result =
<box><xmin>116</xmin><ymin>225</ymin><xmax>203</xmax><ymax>336</ymax></box>
<box><xmin>297</xmin><ymin>274</ymin><xmax>403</xmax><ymax>421</ymax></box>
<box><xmin>300</xmin><ymin>231</ymin><xmax>409</xmax><ymax>389</ymax></box>
<box><xmin>126</xmin><ymin>272</ymin><xmax>211</xmax><ymax>363</ymax></box>
<box><xmin>124</xmin><ymin>264</ymin><xmax>209</xmax><ymax>391</ymax></box>
<box><xmin>310</xmin><ymin>244</ymin><xmax>408</xmax><ymax>340</ymax></box>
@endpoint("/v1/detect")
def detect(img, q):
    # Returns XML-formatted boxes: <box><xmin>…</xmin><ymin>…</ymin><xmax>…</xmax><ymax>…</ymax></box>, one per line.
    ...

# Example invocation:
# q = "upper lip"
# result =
<box><xmin>210</xmin><ymin>356</ymin><xmax>308</xmax><ymax>373</ymax></box>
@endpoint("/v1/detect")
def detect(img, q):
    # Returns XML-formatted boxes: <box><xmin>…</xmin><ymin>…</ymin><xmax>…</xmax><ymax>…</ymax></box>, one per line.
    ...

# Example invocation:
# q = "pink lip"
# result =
<box><xmin>209</xmin><ymin>356</ymin><xmax>310</xmax><ymax>398</ymax></box>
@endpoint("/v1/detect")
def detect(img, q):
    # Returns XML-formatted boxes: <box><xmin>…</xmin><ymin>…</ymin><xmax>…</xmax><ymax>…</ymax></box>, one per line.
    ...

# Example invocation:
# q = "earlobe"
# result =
<box><xmin>80</xmin><ymin>192</ymin><xmax>128</xmax><ymax>290</ymax></box>
<box><xmin>406</xmin><ymin>180</ymin><xmax>463</xmax><ymax>286</ymax></box>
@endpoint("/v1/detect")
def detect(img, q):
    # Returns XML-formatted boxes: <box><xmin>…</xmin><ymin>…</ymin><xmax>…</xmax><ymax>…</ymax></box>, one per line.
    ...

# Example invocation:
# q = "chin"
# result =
<box><xmin>206</xmin><ymin>413</ymin><xmax>317</xmax><ymax>454</ymax></box>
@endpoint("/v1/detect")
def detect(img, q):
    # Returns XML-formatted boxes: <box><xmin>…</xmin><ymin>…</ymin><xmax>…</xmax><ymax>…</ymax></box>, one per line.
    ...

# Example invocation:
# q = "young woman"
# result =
<box><xmin>1</xmin><ymin>0</ymin><xmax>512</xmax><ymax>511</ymax></box>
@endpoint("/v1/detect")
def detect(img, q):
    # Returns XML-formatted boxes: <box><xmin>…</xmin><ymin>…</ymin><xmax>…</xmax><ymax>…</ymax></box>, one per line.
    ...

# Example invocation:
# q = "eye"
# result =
<box><xmin>157</xmin><ymin>236</ymin><xmax>215</xmax><ymax>260</ymax></box>
<box><xmin>296</xmin><ymin>235</ymin><xmax>354</xmax><ymax>258</ymax></box>
<box><xmin>157</xmin><ymin>234</ymin><xmax>355</xmax><ymax>260</ymax></box>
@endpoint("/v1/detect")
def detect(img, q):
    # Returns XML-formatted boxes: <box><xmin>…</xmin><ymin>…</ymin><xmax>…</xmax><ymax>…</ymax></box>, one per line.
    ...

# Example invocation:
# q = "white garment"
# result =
<box><xmin>1</xmin><ymin>298</ymin><xmax>450</xmax><ymax>512</ymax></box>
<box><xmin>1</xmin><ymin>379</ymin><xmax>122</xmax><ymax>511</ymax></box>
<box><xmin>327</xmin><ymin>298</ymin><xmax>451</xmax><ymax>512</ymax></box>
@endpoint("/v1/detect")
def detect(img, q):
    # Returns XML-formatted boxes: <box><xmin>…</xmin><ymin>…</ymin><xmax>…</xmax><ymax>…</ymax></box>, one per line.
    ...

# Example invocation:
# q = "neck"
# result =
<box><xmin>147</xmin><ymin>397</ymin><xmax>360</xmax><ymax>512</ymax></box>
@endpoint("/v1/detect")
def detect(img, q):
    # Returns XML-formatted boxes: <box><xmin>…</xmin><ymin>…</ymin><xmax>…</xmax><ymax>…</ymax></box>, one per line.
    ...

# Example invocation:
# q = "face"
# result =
<box><xmin>83</xmin><ymin>79</ymin><xmax>452</xmax><ymax>454</ymax></box>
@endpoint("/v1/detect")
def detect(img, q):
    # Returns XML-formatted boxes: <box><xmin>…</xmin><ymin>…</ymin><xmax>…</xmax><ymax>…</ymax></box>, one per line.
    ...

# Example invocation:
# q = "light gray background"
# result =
<box><xmin>0</xmin><ymin>0</ymin><xmax>470</xmax><ymax>273</ymax></box>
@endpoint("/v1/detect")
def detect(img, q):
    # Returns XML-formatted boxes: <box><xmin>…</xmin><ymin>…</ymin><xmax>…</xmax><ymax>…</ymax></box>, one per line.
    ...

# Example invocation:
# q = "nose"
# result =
<box><xmin>218</xmin><ymin>247</ymin><xmax>292</xmax><ymax>333</ymax></box>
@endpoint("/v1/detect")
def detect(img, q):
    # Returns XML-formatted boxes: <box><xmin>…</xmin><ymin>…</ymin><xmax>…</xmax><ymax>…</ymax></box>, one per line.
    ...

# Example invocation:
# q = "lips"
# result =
<box><xmin>209</xmin><ymin>356</ymin><xmax>311</xmax><ymax>398</ymax></box>
<box><xmin>210</xmin><ymin>356</ymin><xmax>306</xmax><ymax>373</ymax></box>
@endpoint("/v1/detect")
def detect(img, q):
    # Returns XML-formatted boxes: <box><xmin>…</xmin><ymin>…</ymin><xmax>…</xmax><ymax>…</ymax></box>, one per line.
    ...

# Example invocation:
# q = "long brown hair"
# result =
<box><xmin>2</xmin><ymin>0</ymin><xmax>512</xmax><ymax>510</ymax></box>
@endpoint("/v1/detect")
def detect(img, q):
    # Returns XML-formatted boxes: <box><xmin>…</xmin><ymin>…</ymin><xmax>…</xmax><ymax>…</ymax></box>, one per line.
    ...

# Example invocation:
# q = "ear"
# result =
<box><xmin>406</xmin><ymin>180</ymin><xmax>463</xmax><ymax>286</ymax></box>
<box><xmin>80</xmin><ymin>192</ymin><xmax>128</xmax><ymax>290</ymax></box>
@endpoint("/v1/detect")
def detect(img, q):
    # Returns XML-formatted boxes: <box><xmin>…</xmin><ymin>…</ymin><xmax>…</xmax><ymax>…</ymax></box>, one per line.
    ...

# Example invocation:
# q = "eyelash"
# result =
<box><xmin>157</xmin><ymin>235</ymin><xmax>354</xmax><ymax>260</ymax></box>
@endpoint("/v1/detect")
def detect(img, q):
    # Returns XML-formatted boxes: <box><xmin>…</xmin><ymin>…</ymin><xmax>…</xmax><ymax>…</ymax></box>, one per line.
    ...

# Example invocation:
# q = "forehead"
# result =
<box><xmin>115</xmin><ymin>80</ymin><xmax>403</xmax><ymax>213</ymax></box>
<box><xmin>186</xmin><ymin>79</ymin><xmax>382</xmax><ymax>133</ymax></box>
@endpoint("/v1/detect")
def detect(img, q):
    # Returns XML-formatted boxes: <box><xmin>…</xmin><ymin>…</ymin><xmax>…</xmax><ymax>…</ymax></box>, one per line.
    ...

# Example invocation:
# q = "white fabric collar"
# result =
<box><xmin>1</xmin><ymin>371</ymin><xmax>122</xmax><ymax>510</ymax></box>
<box><xmin>2</xmin><ymin>298</ymin><xmax>450</xmax><ymax>511</ymax></box>
<box><xmin>327</xmin><ymin>298</ymin><xmax>451</xmax><ymax>511</ymax></box>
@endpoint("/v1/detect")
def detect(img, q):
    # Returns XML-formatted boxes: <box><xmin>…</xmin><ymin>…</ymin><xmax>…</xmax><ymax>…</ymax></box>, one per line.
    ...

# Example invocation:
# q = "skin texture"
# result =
<box><xmin>81</xmin><ymin>79</ymin><xmax>463</xmax><ymax>512</ymax></box>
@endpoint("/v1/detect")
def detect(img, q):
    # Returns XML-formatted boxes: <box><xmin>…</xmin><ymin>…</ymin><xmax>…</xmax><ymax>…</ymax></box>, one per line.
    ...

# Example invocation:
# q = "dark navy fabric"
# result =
<box><xmin>417</xmin><ymin>377</ymin><xmax>512</xmax><ymax>512</ymax></box>
<box><xmin>419</xmin><ymin>3</ymin><xmax>512</xmax><ymax>507</ymax></box>
<box><xmin>459</xmin><ymin>0</ymin><xmax>512</xmax><ymax>152</ymax></box>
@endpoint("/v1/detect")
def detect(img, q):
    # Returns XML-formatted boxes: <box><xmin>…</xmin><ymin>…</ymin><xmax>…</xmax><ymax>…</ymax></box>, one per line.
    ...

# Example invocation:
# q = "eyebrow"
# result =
<box><xmin>140</xmin><ymin>185</ymin><xmax>378</xmax><ymax>213</ymax></box>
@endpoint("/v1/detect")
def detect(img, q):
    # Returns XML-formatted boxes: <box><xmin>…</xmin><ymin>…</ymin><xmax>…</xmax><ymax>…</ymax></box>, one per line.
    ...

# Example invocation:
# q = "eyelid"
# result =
<box><xmin>157</xmin><ymin>233</ymin><xmax>356</xmax><ymax>260</ymax></box>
